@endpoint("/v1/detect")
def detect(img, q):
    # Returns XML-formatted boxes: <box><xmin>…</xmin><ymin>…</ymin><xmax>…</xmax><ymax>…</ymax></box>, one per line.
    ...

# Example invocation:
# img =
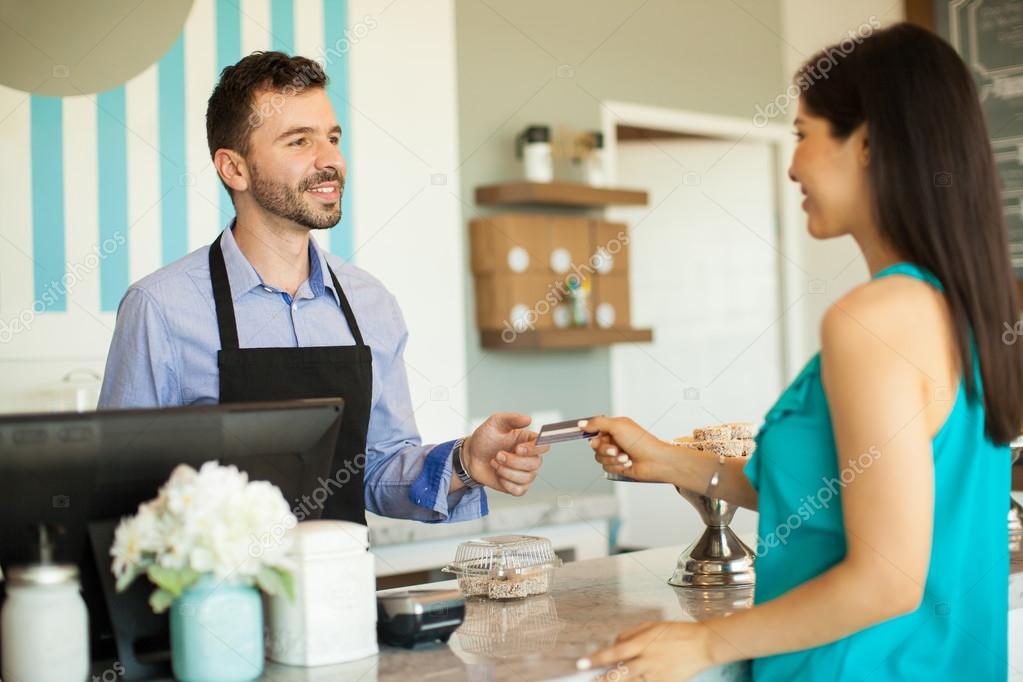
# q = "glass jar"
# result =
<box><xmin>1</xmin><ymin>563</ymin><xmax>89</xmax><ymax>682</ymax></box>
<box><xmin>170</xmin><ymin>574</ymin><xmax>264</xmax><ymax>682</ymax></box>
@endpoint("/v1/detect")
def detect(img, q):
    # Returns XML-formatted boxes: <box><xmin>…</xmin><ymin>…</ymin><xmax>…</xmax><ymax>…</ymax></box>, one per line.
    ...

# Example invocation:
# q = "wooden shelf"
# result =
<box><xmin>480</xmin><ymin>327</ymin><xmax>653</xmax><ymax>350</ymax></box>
<box><xmin>476</xmin><ymin>181</ymin><xmax>648</xmax><ymax>208</ymax></box>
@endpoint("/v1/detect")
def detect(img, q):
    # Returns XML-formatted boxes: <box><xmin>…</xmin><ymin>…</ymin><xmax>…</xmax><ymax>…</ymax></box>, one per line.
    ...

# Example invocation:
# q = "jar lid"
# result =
<box><xmin>286</xmin><ymin>520</ymin><xmax>369</xmax><ymax>557</ymax></box>
<box><xmin>6</xmin><ymin>563</ymin><xmax>79</xmax><ymax>587</ymax></box>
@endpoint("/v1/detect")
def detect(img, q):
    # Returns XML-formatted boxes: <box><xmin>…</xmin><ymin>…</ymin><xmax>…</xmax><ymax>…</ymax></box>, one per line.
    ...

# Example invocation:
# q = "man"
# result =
<box><xmin>99</xmin><ymin>51</ymin><xmax>548</xmax><ymax>524</ymax></box>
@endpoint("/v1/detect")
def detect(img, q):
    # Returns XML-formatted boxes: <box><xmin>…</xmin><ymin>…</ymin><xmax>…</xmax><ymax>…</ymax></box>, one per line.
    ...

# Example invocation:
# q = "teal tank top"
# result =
<box><xmin>743</xmin><ymin>262</ymin><xmax>1009</xmax><ymax>680</ymax></box>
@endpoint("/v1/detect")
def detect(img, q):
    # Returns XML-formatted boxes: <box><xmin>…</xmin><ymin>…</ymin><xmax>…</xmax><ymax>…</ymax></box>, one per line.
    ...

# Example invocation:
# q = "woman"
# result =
<box><xmin>578</xmin><ymin>23</ymin><xmax>1021</xmax><ymax>681</ymax></box>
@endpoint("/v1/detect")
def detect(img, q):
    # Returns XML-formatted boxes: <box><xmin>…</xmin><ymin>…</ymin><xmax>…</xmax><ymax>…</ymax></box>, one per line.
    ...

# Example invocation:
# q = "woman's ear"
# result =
<box><xmin>855</xmin><ymin>123</ymin><xmax>870</xmax><ymax>166</ymax></box>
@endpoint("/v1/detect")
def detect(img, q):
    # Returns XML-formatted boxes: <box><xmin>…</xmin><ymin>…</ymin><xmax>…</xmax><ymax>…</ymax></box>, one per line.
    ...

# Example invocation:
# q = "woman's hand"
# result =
<box><xmin>578</xmin><ymin>620</ymin><xmax>717</xmax><ymax>681</ymax></box>
<box><xmin>581</xmin><ymin>416</ymin><xmax>677</xmax><ymax>483</ymax></box>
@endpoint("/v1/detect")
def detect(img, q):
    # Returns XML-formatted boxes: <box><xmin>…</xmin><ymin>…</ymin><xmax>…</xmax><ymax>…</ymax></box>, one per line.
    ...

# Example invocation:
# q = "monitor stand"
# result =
<box><xmin>88</xmin><ymin>521</ymin><xmax>172</xmax><ymax>681</ymax></box>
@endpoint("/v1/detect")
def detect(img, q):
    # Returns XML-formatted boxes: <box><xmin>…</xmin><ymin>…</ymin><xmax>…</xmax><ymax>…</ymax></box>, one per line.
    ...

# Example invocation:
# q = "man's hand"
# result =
<box><xmin>462</xmin><ymin>413</ymin><xmax>549</xmax><ymax>496</ymax></box>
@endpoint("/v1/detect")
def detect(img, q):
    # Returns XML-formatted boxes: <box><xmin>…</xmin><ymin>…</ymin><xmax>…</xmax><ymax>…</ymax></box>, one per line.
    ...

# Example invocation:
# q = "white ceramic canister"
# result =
<box><xmin>584</xmin><ymin>131</ymin><xmax>606</xmax><ymax>187</ymax></box>
<box><xmin>1</xmin><ymin>563</ymin><xmax>90</xmax><ymax>682</ymax></box>
<box><xmin>516</xmin><ymin>125</ymin><xmax>553</xmax><ymax>183</ymax></box>
<box><xmin>266</xmin><ymin>520</ymin><xmax>378</xmax><ymax>666</ymax></box>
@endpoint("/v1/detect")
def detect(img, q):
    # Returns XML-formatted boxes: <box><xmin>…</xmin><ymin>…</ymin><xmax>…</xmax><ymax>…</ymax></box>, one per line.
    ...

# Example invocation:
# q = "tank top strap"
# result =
<box><xmin>871</xmin><ymin>261</ymin><xmax>944</xmax><ymax>293</ymax></box>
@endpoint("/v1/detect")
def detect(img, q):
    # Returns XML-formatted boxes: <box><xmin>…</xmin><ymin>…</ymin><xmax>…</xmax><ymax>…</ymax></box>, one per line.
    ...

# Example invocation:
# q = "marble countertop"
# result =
<box><xmin>259</xmin><ymin>546</ymin><xmax>1023</xmax><ymax>682</ymax></box>
<box><xmin>366</xmin><ymin>492</ymin><xmax>618</xmax><ymax>547</ymax></box>
<box><xmin>265</xmin><ymin>546</ymin><xmax>745</xmax><ymax>682</ymax></box>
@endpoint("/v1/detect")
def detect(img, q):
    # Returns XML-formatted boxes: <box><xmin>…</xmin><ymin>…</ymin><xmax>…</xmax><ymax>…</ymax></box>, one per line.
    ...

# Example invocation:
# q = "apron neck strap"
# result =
<box><xmin>209</xmin><ymin>233</ymin><xmax>240</xmax><ymax>350</ymax></box>
<box><xmin>325</xmin><ymin>261</ymin><xmax>366</xmax><ymax>347</ymax></box>
<box><xmin>208</xmin><ymin>232</ymin><xmax>368</xmax><ymax>350</ymax></box>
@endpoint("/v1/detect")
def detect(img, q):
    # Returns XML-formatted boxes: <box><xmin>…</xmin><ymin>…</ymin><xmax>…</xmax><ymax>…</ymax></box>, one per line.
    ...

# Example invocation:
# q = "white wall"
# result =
<box><xmin>348</xmin><ymin>0</ymin><xmax>468</xmax><ymax>442</ymax></box>
<box><xmin>608</xmin><ymin>136</ymin><xmax>783</xmax><ymax>547</ymax></box>
<box><xmin>778</xmin><ymin>0</ymin><xmax>905</xmax><ymax>361</ymax></box>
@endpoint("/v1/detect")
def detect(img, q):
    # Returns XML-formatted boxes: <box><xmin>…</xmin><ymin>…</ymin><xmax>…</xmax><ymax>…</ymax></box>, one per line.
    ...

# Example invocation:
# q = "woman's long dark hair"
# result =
<box><xmin>798</xmin><ymin>22</ymin><xmax>1023</xmax><ymax>444</ymax></box>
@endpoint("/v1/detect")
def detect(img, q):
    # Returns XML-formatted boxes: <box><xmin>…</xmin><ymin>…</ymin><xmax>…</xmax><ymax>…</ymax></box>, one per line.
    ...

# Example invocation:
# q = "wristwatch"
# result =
<box><xmin>451</xmin><ymin>438</ymin><xmax>483</xmax><ymax>490</ymax></box>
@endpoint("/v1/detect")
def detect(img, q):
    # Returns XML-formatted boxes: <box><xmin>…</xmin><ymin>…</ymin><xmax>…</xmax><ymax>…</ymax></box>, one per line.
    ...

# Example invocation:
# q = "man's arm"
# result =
<box><xmin>361</xmin><ymin>295</ymin><xmax>485</xmax><ymax>523</ymax></box>
<box><xmin>98</xmin><ymin>288</ymin><xmax>182</xmax><ymax>409</ymax></box>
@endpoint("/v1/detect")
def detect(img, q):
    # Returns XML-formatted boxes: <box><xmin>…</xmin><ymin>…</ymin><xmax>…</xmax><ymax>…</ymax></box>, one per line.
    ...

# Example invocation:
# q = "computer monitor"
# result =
<box><xmin>0</xmin><ymin>398</ymin><xmax>344</xmax><ymax>680</ymax></box>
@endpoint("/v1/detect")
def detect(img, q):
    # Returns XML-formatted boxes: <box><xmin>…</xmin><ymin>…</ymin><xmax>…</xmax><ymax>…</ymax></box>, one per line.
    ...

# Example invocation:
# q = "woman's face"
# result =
<box><xmin>788</xmin><ymin>98</ymin><xmax>872</xmax><ymax>240</ymax></box>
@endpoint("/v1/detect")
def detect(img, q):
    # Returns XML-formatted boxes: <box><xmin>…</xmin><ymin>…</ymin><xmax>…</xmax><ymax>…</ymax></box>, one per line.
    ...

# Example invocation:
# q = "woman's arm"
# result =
<box><xmin>585</xmin><ymin>291</ymin><xmax>936</xmax><ymax>678</ymax></box>
<box><xmin>584</xmin><ymin>419</ymin><xmax>759</xmax><ymax>510</ymax></box>
<box><xmin>702</xmin><ymin>296</ymin><xmax>935</xmax><ymax>661</ymax></box>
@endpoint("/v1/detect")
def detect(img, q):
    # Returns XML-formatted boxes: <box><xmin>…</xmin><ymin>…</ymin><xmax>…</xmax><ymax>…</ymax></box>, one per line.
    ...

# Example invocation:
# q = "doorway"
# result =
<box><xmin>601</xmin><ymin>103</ymin><xmax>803</xmax><ymax>549</ymax></box>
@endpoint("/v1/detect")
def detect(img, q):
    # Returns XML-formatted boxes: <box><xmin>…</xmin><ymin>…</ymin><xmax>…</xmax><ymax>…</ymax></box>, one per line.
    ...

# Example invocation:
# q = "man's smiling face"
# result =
<box><xmin>243</xmin><ymin>87</ymin><xmax>346</xmax><ymax>230</ymax></box>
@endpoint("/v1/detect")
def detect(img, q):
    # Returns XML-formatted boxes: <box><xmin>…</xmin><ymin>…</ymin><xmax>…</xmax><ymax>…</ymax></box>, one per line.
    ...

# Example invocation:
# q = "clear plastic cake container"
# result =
<box><xmin>442</xmin><ymin>535</ymin><xmax>563</xmax><ymax>600</ymax></box>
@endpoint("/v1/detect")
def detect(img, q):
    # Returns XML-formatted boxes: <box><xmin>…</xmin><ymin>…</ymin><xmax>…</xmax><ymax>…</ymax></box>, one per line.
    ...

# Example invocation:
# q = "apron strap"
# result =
<box><xmin>208</xmin><ymin>233</ymin><xmax>240</xmax><ymax>351</ymax></box>
<box><xmin>325</xmin><ymin>262</ymin><xmax>367</xmax><ymax>347</ymax></box>
<box><xmin>209</xmin><ymin>230</ymin><xmax>367</xmax><ymax>350</ymax></box>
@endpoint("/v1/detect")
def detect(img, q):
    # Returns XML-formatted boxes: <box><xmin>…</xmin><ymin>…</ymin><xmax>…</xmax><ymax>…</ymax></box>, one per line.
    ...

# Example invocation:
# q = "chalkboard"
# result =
<box><xmin>936</xmin><ymin>0</ymin><xmax>1023</xmax><ymax>276</ymax></box>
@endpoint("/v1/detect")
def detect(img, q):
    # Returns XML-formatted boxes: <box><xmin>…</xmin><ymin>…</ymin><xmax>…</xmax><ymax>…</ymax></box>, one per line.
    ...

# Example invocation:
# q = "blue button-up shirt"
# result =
<box><xmin>98</xmin><ymin>225</ymin><xmax>486</xmax><ymax>522</ymax></box>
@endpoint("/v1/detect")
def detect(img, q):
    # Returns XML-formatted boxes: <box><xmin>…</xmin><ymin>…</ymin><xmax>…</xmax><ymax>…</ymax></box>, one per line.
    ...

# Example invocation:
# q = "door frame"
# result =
<box><xmin>598</xmin><ymin>100</ymin><xmax>806</xmax><ymax>408</ymax></box>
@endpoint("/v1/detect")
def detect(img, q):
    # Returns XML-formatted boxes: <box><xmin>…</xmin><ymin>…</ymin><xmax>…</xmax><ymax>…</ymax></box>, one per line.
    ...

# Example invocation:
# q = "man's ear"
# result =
<box><xmin>214</xmin><ymin>148</ymin><xmax>249</xmax><ymax>193</ymax></box>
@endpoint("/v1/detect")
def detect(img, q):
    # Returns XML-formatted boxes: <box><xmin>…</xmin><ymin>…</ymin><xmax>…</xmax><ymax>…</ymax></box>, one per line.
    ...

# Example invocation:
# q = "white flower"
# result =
<box><xmin>110</xmin><ymin>461</ymin><xmax>297</xmax><ymax>592</ymax></box>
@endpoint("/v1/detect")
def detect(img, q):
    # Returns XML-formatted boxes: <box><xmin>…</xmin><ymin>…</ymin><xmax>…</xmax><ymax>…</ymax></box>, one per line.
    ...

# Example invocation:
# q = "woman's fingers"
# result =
<box><xmin>579</xmin><ymin>416</ymin><xmax>612</xmax><ymax>433</ymax></box>
<box><xmin>594</xmin><ymin>454</ymin><xmax>632</xmax><ymax>475</ymax></box>
<box><xmin>577</xmin><ymin>632</ymin><xmax>645</xmax><ymax>670</ymax></box>
<box><xmin>589</xmin><ymin>434</ymin><xmax>625</xmax><ymax>458</ymax></box>
<box><xmin>594</xmin><ymin>451</ymin><xmax>631</xmax><ymax>467</ymax></box>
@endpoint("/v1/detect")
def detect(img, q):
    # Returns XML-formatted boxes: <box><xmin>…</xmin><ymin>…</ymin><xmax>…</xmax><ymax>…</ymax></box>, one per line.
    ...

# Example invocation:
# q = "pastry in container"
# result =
<box><xmin>442</xmin><ymin>535</ymin><xmax>563</xmax><ymax>600</ymax></box>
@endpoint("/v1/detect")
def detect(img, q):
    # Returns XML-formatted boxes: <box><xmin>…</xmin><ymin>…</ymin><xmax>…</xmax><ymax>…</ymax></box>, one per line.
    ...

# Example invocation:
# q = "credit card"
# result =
<box><xmin>535</xmin><ymin>417</ymin><xmax>599</xmax><ymax>446</ymax></box>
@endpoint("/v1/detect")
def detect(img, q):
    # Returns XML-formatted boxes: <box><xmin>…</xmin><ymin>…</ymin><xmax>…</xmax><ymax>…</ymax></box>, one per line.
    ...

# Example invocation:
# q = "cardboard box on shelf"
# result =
<box><xmin>474</xmin><ymin>274</ymin><xmax>564</xmax><ymax>332</ymax></box>
<box><xmin>547</xmin><ymin>217</ymin><xmax>591</xmax><ymax>276</ymax></box>
<box><xmin>590</xmin><ymin>221</ymin><xmax>630</xmax><ymax>275</ymax></box>
<box><xmin>469</xmin><ymin>215</ymin><xmax>590</xmax><ymax>276</ymax></box>
<box><xmin>593</xmin><ymin>274</ymin><xmax>631</xmax><ymax>329</ymax></box>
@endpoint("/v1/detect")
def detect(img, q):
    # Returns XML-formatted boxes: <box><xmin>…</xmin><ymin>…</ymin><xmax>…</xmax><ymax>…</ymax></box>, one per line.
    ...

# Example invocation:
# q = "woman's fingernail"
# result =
<box><xmin>517</xmin><ymin>446</ymin><xmax>526</xmax><ymax>454</ymax></box>
<box><xmin>496</xmin><ymin>453</ymin><xmax>506</xmax><ymax>463</ymax></box>
<box><xmin>607</xmin><ymin>446</ymin><xmax>617</xmax><ymax>456</ymax></box>
<box><xmin>578</xmin><ymin>420</ymin><xmax>588</xmax><ymax>428</ymax></box>
<box><xmin>576</xmin><ymin>658</ymin><xmax>591</xmax><ymax>671</ymax></box>
<box><xmin>624</xmin><ymin>459</ymin><xmax>633</xmax><ymax>468</ymax></box>
<box><xmin>617</xmin><ymin>454</ymin><xmax>629</xmax><ymax>463</ymax></box>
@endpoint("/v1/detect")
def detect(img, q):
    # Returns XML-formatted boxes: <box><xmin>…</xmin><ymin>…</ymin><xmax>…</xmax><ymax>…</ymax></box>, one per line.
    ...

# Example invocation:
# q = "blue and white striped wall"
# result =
<box><xmin>15</xmin><ymin>0</ymin><xmax>355</xmax><ymax>317</ymax></box>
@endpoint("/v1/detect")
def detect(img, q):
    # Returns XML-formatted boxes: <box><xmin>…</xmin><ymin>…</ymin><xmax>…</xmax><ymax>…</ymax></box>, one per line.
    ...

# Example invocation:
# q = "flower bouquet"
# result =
<box><xmin>111</xmin><ymin>461</ymin><xmax>297</xmax><ymax>682</ymax></box>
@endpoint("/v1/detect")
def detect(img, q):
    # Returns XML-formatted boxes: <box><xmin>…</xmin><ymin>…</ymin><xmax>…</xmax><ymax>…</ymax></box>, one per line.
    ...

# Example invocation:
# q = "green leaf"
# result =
<box><xmin>146</xmin><ymin>565</ymin><xmax>199</xmax><ymax>598</ymax></box>
<box><xmin>257</xmin><ymin>567</ymin><xmax>295</xmax><ymax>601</ymax></box>
<box><xmin>149</xmin><ymin>588</ymin><xmax>175</xmax><ymax>614</ymax></box>
<box><xmin>115</xmin><ymin>563</ymin><xmax>145</xmax><ymax>593</ymax></box>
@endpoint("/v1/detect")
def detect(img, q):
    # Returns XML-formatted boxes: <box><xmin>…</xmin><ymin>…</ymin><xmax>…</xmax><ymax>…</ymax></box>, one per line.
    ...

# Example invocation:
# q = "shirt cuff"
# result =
<box><xmin>407</xmin><ymin>439</ymin><xmax>489</xmax><ymax>523</ymax></box>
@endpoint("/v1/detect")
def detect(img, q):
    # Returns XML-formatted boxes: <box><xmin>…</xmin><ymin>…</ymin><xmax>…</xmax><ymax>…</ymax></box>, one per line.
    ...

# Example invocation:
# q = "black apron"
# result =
<box><xmin>208</xmin><ymin>233</ymin><xmax>371</xmax><ymax>524</ymax></box>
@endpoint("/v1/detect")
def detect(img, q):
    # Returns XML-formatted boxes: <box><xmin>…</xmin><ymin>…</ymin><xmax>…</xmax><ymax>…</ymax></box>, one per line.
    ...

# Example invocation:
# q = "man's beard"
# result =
<box><xmin>249</xmin><ymin>164</ymin><xmax>344</xmax><ymax>230</ymax></box>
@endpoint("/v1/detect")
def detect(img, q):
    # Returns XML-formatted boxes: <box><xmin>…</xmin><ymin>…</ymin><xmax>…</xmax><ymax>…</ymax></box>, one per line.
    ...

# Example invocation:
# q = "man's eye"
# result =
<box><xmin>329</xmin><ymin>136</ymin><xmax>340</xmax><ymax>145</ymax></box>
<box><xmin>290</xmin><ymin>138</ymin><xmax>307</xmax><ymax>146</ymax></box>
<box><xmin>792</xmin><ymin>131</ymin><xmax>804</xmax><ymax>141</ymax></box>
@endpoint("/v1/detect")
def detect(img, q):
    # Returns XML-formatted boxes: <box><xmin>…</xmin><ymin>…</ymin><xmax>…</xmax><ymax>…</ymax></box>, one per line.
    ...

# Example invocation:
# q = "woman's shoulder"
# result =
<box><xmin>823</xmin><ymin>272</ymin><xmax>948</xmax><ymax>345</ymax></box>
<box><xmin>820</xmin><ymin>273</ymin><xmax>956</xmax><ymax>396</ymax></box>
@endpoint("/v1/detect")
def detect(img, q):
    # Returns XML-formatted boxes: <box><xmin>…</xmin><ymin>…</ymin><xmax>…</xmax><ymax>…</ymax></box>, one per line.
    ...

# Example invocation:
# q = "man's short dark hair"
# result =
<box><xmin>206</xmin><ymin>51</ymin><xmax>328</xmax><ymax>163</ymax></box>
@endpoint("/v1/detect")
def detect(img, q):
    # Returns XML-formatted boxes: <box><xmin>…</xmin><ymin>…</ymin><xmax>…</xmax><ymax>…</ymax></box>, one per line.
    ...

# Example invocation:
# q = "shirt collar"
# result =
<box><xmin>219</xmin><ymin>222</ymin><xmax>339</xmax><ymax>305</ymax></box>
